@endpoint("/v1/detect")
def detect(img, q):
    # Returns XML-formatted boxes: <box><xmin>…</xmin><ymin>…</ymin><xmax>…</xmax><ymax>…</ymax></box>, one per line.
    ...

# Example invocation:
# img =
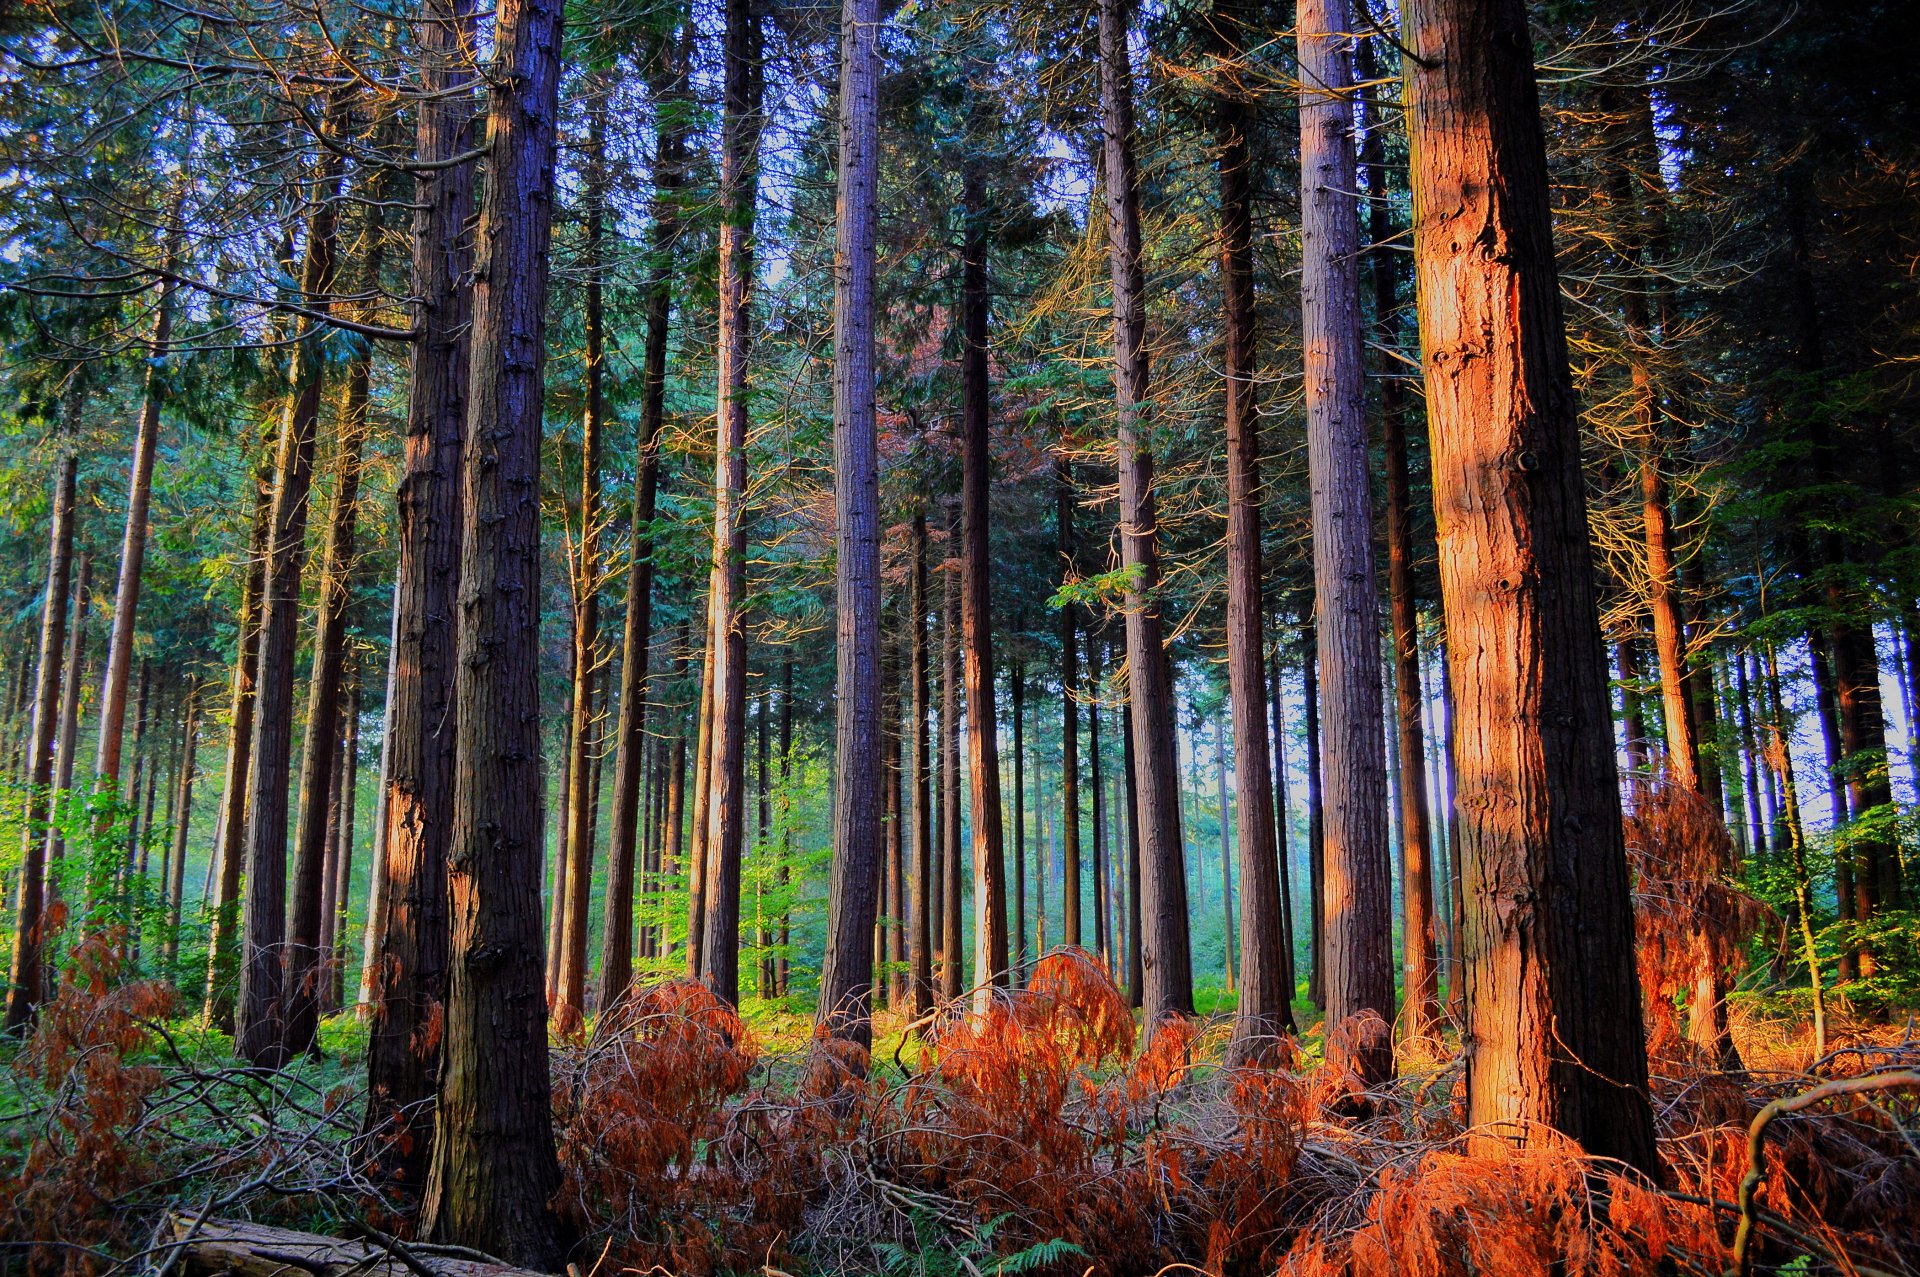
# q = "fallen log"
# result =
<box><xmin>165</xmin><ymin>1215</ymin><xmax>556</xmax><ymax>1277</ymax></box>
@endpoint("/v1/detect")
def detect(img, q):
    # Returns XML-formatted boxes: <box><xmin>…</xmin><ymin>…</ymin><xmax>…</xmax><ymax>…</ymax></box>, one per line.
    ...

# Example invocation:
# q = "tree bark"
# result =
<box><xmin>699</xmin><ymin>0</ymin><xmax>764</xmax><ymax>1010</ymax></box>
<box><xmin>939</xmin><ymin>504</ymin><xmax>963</xmax><ymax>1004</ymax></box>
<box><xmin>1097</xmin><ymin>0</ymin><xmax>1192</xmax><ymax>1028</ymax></box>
<box><xmin>286</xmin><ymin>201</ymin><xmax>385</xmax><ymax>1056</ymax></box>
<box><xmin>959</xmin><ymin>161</ymin><xmax>1009</xmax><ymax>1008</ymax></box>
<box><xmin>5</xmin><ymin>447</ymin><xmax>76</xmax><ymax>1031</ymax></box>
<box><xmin>1214</xmin><ymin>5</ymin><xmax>1290</xmax><ymax>1058</ymax></box>
<box><xmin>163</xmin><ymin>685</ymin><xmax>199</xmax><ymax>970</ymax></box>
<box><xmin>362</xmin><ymin>0</ymin><xmax>474</xmax><ymax>1192</ymax></box>
<box><xmin>235</xmin><ymin>115</ymin><xmax>350</xmax><ymax>1067</ymax></box>
<box><xmin>1303</xmin><ymin>628</ymin><xmax>1325</xmax><ymax>1010</ymax></box>
<box><xmin>554</xmin><ymin>87</ymin><xmax>610</xmax><ymax>1036</ymax></box>
<box><xmin>418</xmin><ymin>0</ymin><xmax>567</xmax><ymax>1253</ymax></box>
<box><xmin>599</xmin><ymin>21</ymin><xmax>690</xmax><ymax>1013</ymax></box>
<box><xmin>1401</xmin><ymin>0</ymin><xmax>1658</xmax><ymax>1170</ymax></box>
<box><xmin>910</xmin><ymin>502</ymin><xmax>934</xmax><ymax>1017</ymax></box>
<box><xmin>1087</xmin><ymin>636</ymin><xmax>1108</xmax><ymax>966</ymax></box>
<box><xmin>1011</xmin><ymin>662</ymin><xmax>1026</xmax><ymax>978</ymax></box>
<box><xmin>1363</xmin><ymin>33</ymin><xmax>1439</xmax><ymax>1052</ymax></box>
<box><xmin>1299</xmin><ymin>0</ymin><xmax>1395</xmax><ymax>1088</ymax></box>
<box><xmin>1055</xmin><ymin>458</ymin><xmax>1082</xmax><ymax>951</ymax></box>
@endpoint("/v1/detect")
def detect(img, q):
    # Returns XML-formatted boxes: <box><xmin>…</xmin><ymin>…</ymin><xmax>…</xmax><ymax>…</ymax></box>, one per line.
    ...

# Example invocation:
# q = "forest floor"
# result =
<box><xmin>2</xmin><ymin>946</ymin><xmax>1918</xmax><ymax>1277</ymax></box>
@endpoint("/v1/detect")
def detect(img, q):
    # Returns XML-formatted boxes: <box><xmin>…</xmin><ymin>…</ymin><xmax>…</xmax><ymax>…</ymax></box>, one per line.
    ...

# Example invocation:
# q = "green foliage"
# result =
<box><xmin>872</xmin><ymin>1209</ymin><xmax>1087</xmax><ymax>1277</ymax></box>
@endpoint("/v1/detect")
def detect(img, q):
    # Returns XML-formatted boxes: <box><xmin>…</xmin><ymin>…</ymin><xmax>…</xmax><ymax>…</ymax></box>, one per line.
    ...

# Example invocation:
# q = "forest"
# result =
<box><xmin>0</xmin><ymin>0</ymin><xmax>1916</xmax><ymax>1270</ymax></box>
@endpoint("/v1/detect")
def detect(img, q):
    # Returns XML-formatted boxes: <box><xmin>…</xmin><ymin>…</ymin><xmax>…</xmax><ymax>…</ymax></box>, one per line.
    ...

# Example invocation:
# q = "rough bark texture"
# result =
<box><xmin>939</xmin><ymin>507</ymin><xmax>964</xmax><ymax>1003</ymax></box>
<box><xmin>1055</xmin><ymin>459</ymin><xmax>1082</xmax><ymax>950</ymax></box>
<box><xmin>554</xmin><ymin>89</ymin><xmax>609</xmax><ymax>1036</ymax></box>
<box><xmin>599</xmin><ymin>21</ymin><xmax>690</xmax><ymax>1012</ymax></box>
<box><xmin>235</xmin><ymin>124</ymin><xmax>349</xmax><ymax>1067</ymax></box>
<box><xmin>959</xmin><ymin>161</ymin><xmax>1008</xmax><ymax>1005</ymax></box>
<box><xmin>909</xmin><ymin>504</ymin><xmax>934</xmax><ymax>1016</ymax></box>
<box><xmin>1299</xmin><ymin>0</ymin><xmax>1395</xmax><ymax>1088</ymax></box>
<box><xmin>1214</xmin><ymin>6</ymin><xmax>1290</xmax><ymax>1058</ymax></box>
<box><xmin>362</xmin><ymin>0</ymin><xmax>473</xmax><ymax>1193</ymax></box>
<box><xmin>1402</xmin><ymin>0</ymin><xmax>1658</xmax><ymax>1171</ymax></box>
<box><xmin>699</xmin><ymin>0</ymin><xmax>762</xmax><ymax>1007</ymax></box>
<box><xmin>5</xmin><ymin>448</ymin><xmax>76</xmax><ymax>1031</ymax></box>
<box><xmin>167</xmin><ymin>1216</ymin><xmax>547</xmax><ymax>1277</ymax></box>
<box><xmin>418</xmin><ymin>0</ymin><xmax>567</xmax><ymax>1254</ymax></box>
<box><xmin>816</xmin><ymin>0</ymin><xmax>884</xmax><ymax>1049</ymax></box>
<box><xmin>1363</xmin><ymin>36</ymin><xmax>1439</xmax><ymax>1050</ymax></box>
<box><xmin>1098</xmin><ymin>0</ymin><xmax>1193</xmax><ymax>1029</ymax></box>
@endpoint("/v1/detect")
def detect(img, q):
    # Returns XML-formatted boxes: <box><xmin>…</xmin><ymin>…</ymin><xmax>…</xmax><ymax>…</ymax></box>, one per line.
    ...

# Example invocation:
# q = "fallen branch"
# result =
<box><xmin>1727</xmin><ymin>1069</ymin><xmax>1920</xmax><ymax>1277</ymax></box>
<box><xmin>166</xmin><ymin>1216</ymin><xmax>556</xmax><ymax>1277</ymax></box>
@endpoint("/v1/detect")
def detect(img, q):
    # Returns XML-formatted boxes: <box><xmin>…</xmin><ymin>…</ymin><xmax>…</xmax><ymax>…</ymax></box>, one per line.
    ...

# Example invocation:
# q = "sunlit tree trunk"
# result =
<box><xmin>418</xmin><ymin>0</ymin><xmax>567</xmax><ymax>1252</ymax></box>
<box><xmin>236</xmin><ymin>117</ymin><xmax>350</xmax><ymax>1067</ymax></box>
<box><xmin>5</xmin><ymin>447</ymin><xmax>76</xmax><ymax>1031</ymax></box>
<box><xmin>1098</xmin><ymin>0</ymin><xmax>1193</xmax><ymax>1029</ymax></box>
<box><xmin>1402</xmin><ymin>0</ymin><xmax>1658</xmax><ymax>1170</ymax></box>
<box><xmin>1300</xmin><ymin>0</ymin><xmax>1395</xmax><ymax>1088</ymax></box>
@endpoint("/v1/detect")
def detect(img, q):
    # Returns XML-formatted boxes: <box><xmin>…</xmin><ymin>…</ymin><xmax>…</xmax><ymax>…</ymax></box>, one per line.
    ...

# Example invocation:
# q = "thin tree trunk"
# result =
<box><xmin>362</xmin><ymin>0</ymin><xmax>474</xmax><ymax>1190</ymax></box>
<box><xmin>939</xmin><ymin>506</ymin><xmax>963</xmax><ymax>1004</ymax></box>
<box><xmin>1098</xmin><ymin>0</ymin><xmax>1192</xmax><ymax>1030</ymax></box>
<box><xmin>355</xmin><ymin>582</ymin><xmax>401</xmax><ymax>1016</ymax></box>
<box><xmin>1011</xmin><ymin>661</ymin><xmax>1026</xmax><ymax>979</ymax></box>
<box><xmin>5</xmin><ymin>448</ymin><xmax>76</xmax><ymax>1031</ymax></box>
<box><xmin>1055</xmin><ymin>459</ymin><xmax>1082</xmax><ymax>951</ymax></box>
<box><xmin>286</xmin><ymin>202</ymin><xmax>384</xmax><ymax>1056</ymax></box>
<box><xmin>1764</xmin><ymin>641</ymin><xmax>1826</xmax><ymax>1054</ymax></box>
<box><xmin>1122</xmin><ymin>702</ymin><xmax>1144</xmax><ymax>1008</ymax></box>
<box><xmin>1087</xmin><ymin>634</ymin><xmax>1107</xmax><ymax>966</ymax></box>
<box><xmin>684</xmin><ymin>638</ymin><xmax>714</xmax><ymax>978</ymax></box>
<box><xmin>1300</xmin><ymin>0</ymin><xmax>1394</xmax><ymax>1088</ymax></box>
<box><xmin>1303</xmin><ymin>632</ymin><xmax>1325</xmax><ymax>1010</ymax></box>
<box><xmin>909</xmin><ymin>504</ymin><xmax>934</xmax><ymax>1017</ymax></box>
<box><xmin>163</xmin><ymin>686</ymin><xmax>199</xmax><ymax>970</ymax></box>
<box><xmin>418</xmin><ymin>0</ymin><xmax>566</xmax><ymax>1252</ymax></box>
<box><xmin>698</xmin><ymin>0</ymin><xmax>764</xmax><ymax>1010</ymax></box>
<box><xmin>959</xmin><ymin>162</ymin><xmax>1008</xmax><ymax>1008</ymax></box>
<box><xmin>1216</xmin><ymin>727</ymin><xmax>1236</xmax><ymax>991</ymax></box>
<box><xmin>235</xmin><ymin>116</ymin><xmax>350</xmax><ymax>1066</ymax></box>
<box><xmin>1402</xmin><ymin>0</ymin><xmax>1658</xmax><ymax>1170</ymax></box>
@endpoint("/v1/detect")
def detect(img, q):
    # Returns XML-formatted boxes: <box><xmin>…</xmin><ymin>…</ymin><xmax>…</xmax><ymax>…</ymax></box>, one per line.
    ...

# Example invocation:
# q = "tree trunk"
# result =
<box><xmin>598</xmin><ymin>24</ymin><xmax>689</xmax><ymax>1013</ymax></box>
<box><xmin>163</xmin><ymin>686</ymin><xmax>199</xmax><ymax>971</ymax></box>
<box><xmin>235</xmin><ymin>117</ymin><xmax>350</xmax><ymax>1067</ymax></box>
<box><xmin>1303</xmin><ymin>631</ymin><xmax>1325</xmax><ymax>1010</ymax></box>
<box><xmin>910</xmin><ymin>503</ymin><xmax>933</xmax><ymax>1013</ymax></box>
<box><xmin>1215</xmin><ymin>728</ymin><xmax>1236</xmax><ymax>991</ymax></box>
<box><xmin>418</xmin><ymin>0</ymin><xmax>566</xmax><ymax>1253</ymax></box>
<box><xmin>5</xmin><ymin>447</ymin><xmax>76</xmax><ymax>1031</ymax></box>
<box><xmin>286</xmin><ymin>203</ymin><xmax>384</xmax><ymax>1055</ymax></box>
<box><xmin>1055</xmin><ymin>459</ymin><xmax>1082</xmax><ymax>951</ymax></box>
<box><xmin>1267</xmin><ymin>630</ymin><xmax>1298</xmax><ymax>1007</ymax></box>
<box><xmin>959</xmin><ymin>163</ymin><xmax>1009</xmax><ymax>1008</ymax></box>
<box><xmin>1086</xmin><ymin>635</ymin><xmax>1107</xmax><ymax>966</ymax></box>
<box><xmin>1401</xmin><ymin>0</ymin><xmax>1658</xmax><ymax>1170</ymax></box>
<box><xmin>814</xmin><ymin>0</ymin><xmax>883</xmax><ymax>1045</ymax></box>
<box><xmin>362</xmin><ymin>0</ymin><xmax>474</xmax><ymax>1191</ymax></box>
<box><xmin>939</xmin><ymin>506</ymin><xmax>964</xmax><ymax>1003</ymax></box>
<box><xmin>552</xmin><ymin>88</ymin><xmax>611</xmax><ymax>1036</ymax></box>
<box><xmin>1361</xmin><ymin>34</ymin><xmax>1440</xmax><ymax>1053</ymax></box>
<box><xmin>698</xmin><ymin>0</ymin><xmax>763</xmax><ymax>1010</ymax></box>
<box><xmin>330</xmin><ymin>683</ymin><xmax>359</xmax><ymax>1010</ymax></box>
<box><xmin>1097</xmin><ymin>0</ymin><xmax>1192</xmax><ymax>1028</ymax></box>
<box><xmin>93</xmin><ymin>206</ymin><xmax>185</xmax><ymax>798</ymax></box>
<box><xmin>1122</xmin><ymin>701</ymin><xmax>1144</xmax><ymax>1008</ymax></box>
<box><xmin>1299</xmin><ymin>0</ymin><xmax>1395</xmax><ymax>1088</ymax></box>
<box><xmin>1011</xmin><ymin>662</ymin><xmax>1026</xmax><ymax>979</ymax></box>
<box><xmin>1212</xmin><ymin>13</ymin><xmax>1288</xmax><ymax>1057</ymax></box>
<box><xmin>684</xmin><ymin>638</ymin><xmax>714</xmax><ymax>978</ymax></box>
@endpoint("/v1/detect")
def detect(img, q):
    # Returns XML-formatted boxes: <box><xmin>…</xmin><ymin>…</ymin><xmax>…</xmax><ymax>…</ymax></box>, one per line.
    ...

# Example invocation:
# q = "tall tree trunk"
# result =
<box><xmin>1299</xmin><ymin>0</ymin><xmax>1395</xmax><ymax>1088</ymax></box>
<box><xmin>1362</xmin><ymin>33</ymin><xmax>1439</xmax><ymax>1052</ymax></box>
<box><xmin>1618</xmin><ymin>637</ymin><xmax>1650</xmax><ymax>786</ymax></box>
<box><xmin>959</xmin><ymin>163</ymin><xmax>1009</xmax><ymax>1007</ymax></box>
<box><xmin>1215</xmin><ymin>17</ymin><xmax>1290</xmax><ymax>1057</ymax></box>
<box><xmin>1401</xmin><ymin>0</ymin><xmax>1658</xmax><ymax>1170</ymax></box>
<box><xmin>908</xmin><ymin>503</ymin><xmax>934</xmax><ymax>1017</ymax></box>
<box><xmin>5</xmin><ymin>447</ymin><xmax>76</xmax><ymax>1031</ymax></box>
<box><xmin>698</xmin><ymin>0</ymin><xmax>763</xmax><ymax>1010</ymax></box>
<box><xmin>286</xmin><ymin>203</ymin><xmax>385</xmax><ymax>1056</ymax></box>
<box><xmin>163</xmin><ymin>685</ymin><xmax>199</xmax><ymax>970</ymax></box>
<box><xmin>1303</xmin><ymin>630</ymin><xmax>1325</xmax><ymax>1010</ymax></box>
<box><xmin>1267</xmin><ymin>630</ymin><xmax>1298</xmax><ymax>1005</ymax></box>
<box><xmin>776</xmin><ymin>658</ymin><xmax>792</xmax><ymax>995</ymax></box>
<box><xmin>939</xmin><ymin>507</ymin><xmax>963</xmax><ymax>1003</ymax></box>
<box><xmin>1055</xmin><ymin>459</ymin><xmax>1083</xmax><ymax>951</ymax></box>
<box><xmin>1086</xmin><ymin>635</ymin><xmax>1107</xmax><ymax>965</ymax></box>
<box><xmin>1122</xmin><ymin>701</ymin><xmax>1144</xmax><ymax>1008</ymax></box>
<box><xmin>684</xmin><ymin>638</ymin><xmax>715</xmax><ymax>977</ymax></box>
<box><xmin>1215</xmin><ymin>728</ymin><xmax>1236</xmax><ymax>990</ymax></box>
<box><xmin>316</xmin><ymin>694</ymin><xmax>348</xmax><ymax>1012</ymax></box>
<box><xmin>418</xmin><ymin>0</ymin><xmax>566</xmax><ymax>1253</ymax></box>
<box><xmin>45</xmin><ymin>556</ymin><xmax>91</xmax><ymax>919</ymax></box>
<box><xmin>1011</xmin><ymin>662</ymin><xmax>1026</xmax><ymax>978</ymax></box>
<box><xmin>330</xmin><ymin>681</ymin><xmax>360</xmax><ymax>1010</ymax></box>
<box><xmin>554</xmin><ymin>88</ymin><xmax>610</xmax><ymax>1036</ymax></box>
<box><xmin>1764</xmin><ymin>641</ymin><xmax>1826</xmax><ymax>1054</ymax></box>
<box><xmin>598</xmin><ymin>24</ymin><xmax>689</xmax><ymax>1013</ymax></box>
<box><xmin>362</xmin><ymin>0</ymin><xmax>474</xmax><ymax>1190</ymax></box>
<box><xmin>205</xmin><ymin>470</ymin><xmax>271</xmax><ymax>1028</ymax></box>
<box><xmin>93</xmin><ymin>204</ymin><xmax>185</xmax><ymax>800</ymax></box>
<box><xmin>235</xmin><ymin>116</ymin><xmax>350</xmax><ymax>1067</ymax></box>
<box><xmin>1097</xmin><ymin>0</ymin><xmax>1192</xmax><ymax>1028</ymax></box>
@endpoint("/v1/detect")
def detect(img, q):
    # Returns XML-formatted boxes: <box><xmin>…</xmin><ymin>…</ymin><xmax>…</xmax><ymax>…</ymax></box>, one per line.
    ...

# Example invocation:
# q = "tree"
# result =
<box><xmin>817</xmin><ymin>0</ymin><xmax>884</xmax><ymax>1049</ymax></box>
<box><xmin>1098</xmin><ymin>0</ymin><xmax>1193</xmax><ymax>1030</ymax></box>
<box><xmin>362</xmin><ymin>0</ymin><xmax>475</xmax><ymax>1192</ymax></box>
<box><xmin>418</xmin><ymin>0</ymin><xmax>567</xmax><ymax>1253</ymax></box>
<box><xmin>1400</xmin><ymin>0</ymin><xmax>1658</xmax><ymax>1172</ymax></box>
<box><xmin>1299</xmin><ymin>0</ymin><xmax>1394</xmax><ymax>1087</ymax></box>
